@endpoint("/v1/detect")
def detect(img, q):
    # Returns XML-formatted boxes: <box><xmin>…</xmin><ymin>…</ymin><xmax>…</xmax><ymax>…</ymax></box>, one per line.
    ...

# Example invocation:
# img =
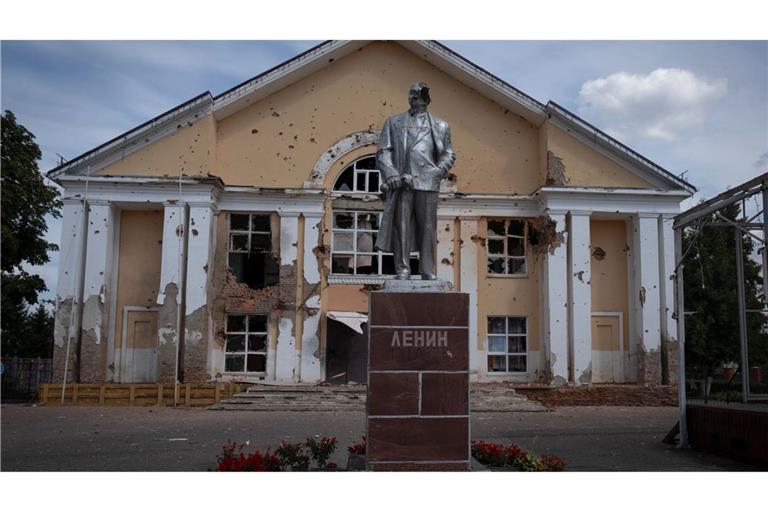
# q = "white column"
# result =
<box><xmin>156</xmin><ymin>202</ymin><xmax>187</xmax><ymax>383</ymax></box>
<box><xmin>635</xmin><ymin>213</ymin><xmax>663</xmax><ymax>384</ymax></box>
<box><xmin>569</xmin><ymin>212</ymin><xmax>592</xmax><ymax>384</ymax></box>
<box><xmin>459</xmin><ymin>219</ymin><xmax>480</xmax><ymax>379</ymax></box>
<box><xmin>80</xmin><ymin>200</ymin><xmax>115</xmax><ymax>381</ymax></box>
<box><xmin>275</xmin><ymin>212</ymin><xmax>300</xmax><ymax>382</ymax></box>
<box><xmin>436</xmin><ymin>215</ymin><xmax>456</xmax><ymax>285</ymax></box>
<box><xmin>184</xmin><ymin>203</ymin><xmax>216</xmax><ymax>382</ymax></box>
<box><xmin>543</xmin><ymin>212</ymin><xmax>569</xmax><ymax>385</ymax></box>
<box><xmin>659</xmin><ymin>215</ymin><xmax>676</xmax><ymax>346</ymax></box>
<box><xmin>53</xmin><ymin>200</ymin><xmax>86</xmax><ymax>351</ymax></box>
<box><xmin>300</xmin><ymin>212</ymin><xmax>323</xmax><ymax>382</ymax></box>
<box><xmin>185</xmin><ymin>204</ymin><xmax>215</xmax><ymax>316</ymax></box>
<box><xmin>157</xmin><ymin>202</ymin><xmax>186</xmax><ymax>309</ymax></box>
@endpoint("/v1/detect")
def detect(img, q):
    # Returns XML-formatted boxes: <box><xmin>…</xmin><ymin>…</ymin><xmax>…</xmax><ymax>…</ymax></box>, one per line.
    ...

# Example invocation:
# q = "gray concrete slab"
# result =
<box><xmin>0</xmin><ymin>404</ymin><xmax>758</xmax><ymax>471</ymax></box>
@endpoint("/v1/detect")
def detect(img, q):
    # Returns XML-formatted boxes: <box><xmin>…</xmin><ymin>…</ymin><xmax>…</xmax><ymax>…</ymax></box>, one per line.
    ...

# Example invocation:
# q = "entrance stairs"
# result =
<box><xmin>210</xmin><ymin>384</ymin><xmax>547</xmax><ymax>412</ymax></box>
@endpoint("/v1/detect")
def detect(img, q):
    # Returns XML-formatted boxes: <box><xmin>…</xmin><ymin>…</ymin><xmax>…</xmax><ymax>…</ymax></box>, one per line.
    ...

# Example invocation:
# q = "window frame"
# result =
<box><xmin>224</xmin><ymin>314</ymin><xmax>268</xmax><ymax>375</ymax></box>
<box><xmin>486</xmin><ymin>315</ymin><xmax>528</xmax><ymax>374</ymax></box>
<box><xmin>330</xmin><ymin>156</ymin><xmax>418</xmax><ymax>278</ymax></box>
<box><xmin>227</xmin><ymin>212</ymin><xmax>278</xmax><ymax>289</ymax></box>
<box><xmin>486</xmin><ymin>218</ymin><xmax>529</xmax><ymax>278</ymax></box>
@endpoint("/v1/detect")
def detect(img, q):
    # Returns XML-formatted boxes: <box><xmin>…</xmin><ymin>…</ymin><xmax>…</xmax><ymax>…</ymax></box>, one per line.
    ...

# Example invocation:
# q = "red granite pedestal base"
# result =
<box><xmin>367</xmin><ymin>291</ymin><xmax>470</xmax><ymax>471</ymax></box>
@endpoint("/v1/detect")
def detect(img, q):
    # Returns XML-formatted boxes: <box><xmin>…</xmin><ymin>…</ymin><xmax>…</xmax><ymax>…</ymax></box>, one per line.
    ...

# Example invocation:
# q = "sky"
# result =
<box><xmin>1</xmin><ymin>40</ymin><xmax>767</xmax><ymax>305</ymax></box>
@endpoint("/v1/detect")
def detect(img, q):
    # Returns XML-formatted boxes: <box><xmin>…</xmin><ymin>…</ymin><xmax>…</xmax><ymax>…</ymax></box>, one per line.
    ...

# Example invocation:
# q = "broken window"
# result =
<box><xmin>333</xmin><ymin>156</ymin><xmax>380</xmax><ymax>193</ymax></box>
<box><xmin>228</xmin><ymin>213</ymin><xmax>279</xmax><ymax>289</ymax></box>
<box><xmin>224</xmin><ymin>314</ymin><xmax>268</xmax><ymax>374</ymax></box>
<box><xmin>331</xmin><ymin>209</ymin><xmax>418</xmax><ymax>275</ymax></box>
<box><xmin>487</xmin><ymin>316</ymin><xmax>527</xmax><ymax>373</ymax></box>
<box><xmin>486</xmin><ymin>219</ymin><xmax>527</xmax><ymax>276</ymax></box>
<box><xmin>331</xmin><ymin>156</ymin><xmax>418</xmax><ymax>276</ymax></box>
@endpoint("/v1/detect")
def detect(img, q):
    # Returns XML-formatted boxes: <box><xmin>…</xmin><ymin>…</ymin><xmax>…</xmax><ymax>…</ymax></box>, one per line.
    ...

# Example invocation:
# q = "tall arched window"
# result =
<box><xmin>330</xmin><ymin>156</ymin><xmax>418</xmax><ymax>276</ymax></box>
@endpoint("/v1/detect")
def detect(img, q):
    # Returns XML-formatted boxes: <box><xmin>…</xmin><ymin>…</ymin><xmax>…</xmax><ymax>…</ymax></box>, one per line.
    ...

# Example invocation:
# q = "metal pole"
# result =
<box><xmin>735</xmin><ymin>227</ymin><xmax>750</xmax><ymax>402</ymax></box>
<box><xmin>674</xmin><ymin>227</ymin><xmax>688</xmax><ymax>448</ymax></box>
<box><xmin>761</xmin><ymin>182</ymin><xmax>768</xmax><ymax>303</ymax></box>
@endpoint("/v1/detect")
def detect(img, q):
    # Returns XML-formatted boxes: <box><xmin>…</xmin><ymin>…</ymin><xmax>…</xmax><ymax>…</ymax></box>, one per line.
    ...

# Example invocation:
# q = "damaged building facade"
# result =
<box><xmin>48</xmin><ymin>40</ymin><xmax>695</xmax><ymax>388</ymax></box>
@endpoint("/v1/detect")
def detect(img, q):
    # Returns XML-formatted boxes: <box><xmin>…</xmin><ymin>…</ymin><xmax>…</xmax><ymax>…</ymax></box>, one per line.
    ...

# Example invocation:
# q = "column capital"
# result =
<box><xmin>569</xmin><ymin>210</ymin><xmax>592</xmax><ymax>217</ymax></box>
<box><xmin>638</xmin><ymin>212</ymin><xmax>661</xmax><ymax>219</ymax></box>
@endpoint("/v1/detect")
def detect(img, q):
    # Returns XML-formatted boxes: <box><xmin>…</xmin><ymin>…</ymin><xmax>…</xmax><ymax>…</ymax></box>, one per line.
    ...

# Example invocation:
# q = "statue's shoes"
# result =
<box><xmin>395</xmin><ymin>271</ymin><xmax>411</xmax><ymax>280</ymax></box>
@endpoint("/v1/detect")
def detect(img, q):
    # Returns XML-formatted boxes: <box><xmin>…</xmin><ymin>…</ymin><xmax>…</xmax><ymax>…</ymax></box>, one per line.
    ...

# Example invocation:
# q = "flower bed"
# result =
<box><xmin>216</xmin><ymin>436</ymin><xmax>338</xmax><ymax>471</ymax></box>
<box><xmin>471</xmin><ymin>440</ymin><xmax>567</xmax><ymax>471</ymax></box>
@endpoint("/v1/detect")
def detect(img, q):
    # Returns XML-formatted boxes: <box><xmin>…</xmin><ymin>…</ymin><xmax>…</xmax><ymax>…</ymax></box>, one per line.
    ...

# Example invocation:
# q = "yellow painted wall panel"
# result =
<box><xmin>547</xmin><ymin>124</ymin><xmax>654</xmax><ymax>189</ymax></box>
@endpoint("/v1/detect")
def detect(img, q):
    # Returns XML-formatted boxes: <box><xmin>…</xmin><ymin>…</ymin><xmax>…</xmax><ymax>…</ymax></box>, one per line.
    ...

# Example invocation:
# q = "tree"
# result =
<box><xmin>1</xmin><ymin>110</ymin><xmax>61</xmax><ymax>357</ymax></box>
<box><xmin>682</xmin><ymin>203</ymin><xmax>768</xmax><ymax>394</ymax></box>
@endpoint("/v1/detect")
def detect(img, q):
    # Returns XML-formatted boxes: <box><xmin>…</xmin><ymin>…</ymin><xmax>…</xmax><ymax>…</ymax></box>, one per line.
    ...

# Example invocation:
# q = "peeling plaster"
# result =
<box><xmin>546</xmin><ymin>150</ymin><xmax>567</xmax><ymax>186</ymax></box>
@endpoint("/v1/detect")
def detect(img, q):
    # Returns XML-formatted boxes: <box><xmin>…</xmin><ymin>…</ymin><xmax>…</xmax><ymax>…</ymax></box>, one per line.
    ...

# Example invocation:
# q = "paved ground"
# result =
<box><xmin>0</xmin><ymin>404</ymin><xmax>758</xmax><ymax>471</ymax></box>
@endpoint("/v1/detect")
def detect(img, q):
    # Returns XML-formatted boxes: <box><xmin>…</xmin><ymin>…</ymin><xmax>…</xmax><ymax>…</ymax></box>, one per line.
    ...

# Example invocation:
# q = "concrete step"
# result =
<box><xmin>210</xmin><ymin>385</ymin><xmax>547</xmax><ymax>412</ymax></box>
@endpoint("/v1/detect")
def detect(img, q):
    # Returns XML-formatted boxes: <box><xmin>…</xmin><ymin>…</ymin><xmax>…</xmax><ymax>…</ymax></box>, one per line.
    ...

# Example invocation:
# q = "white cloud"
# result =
<box><xmin>577</xmin><ymin>68</ymin><xmax>727</xmax><ymax>141</ymax></box>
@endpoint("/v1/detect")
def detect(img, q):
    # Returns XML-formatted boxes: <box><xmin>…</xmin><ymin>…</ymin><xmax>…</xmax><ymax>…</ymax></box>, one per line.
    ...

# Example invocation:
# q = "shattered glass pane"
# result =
<box><xmin>508</xmin><ymin>355</ymin><xmax>527</xmax><ymax>372</ymax></box>
<box><xmin>368</xmin><ymin>172</ymin><xmax>380</xmax><ymax>193</ymax></box>
<box><xmin>508</xmin><ymin>336</ymin><xmax>526</xmax><ymax>353</ymax></box>
<box><xmin>487</xmin><ymin>258</ymin><xmax>505</xmax><ymax>274</ymax></box>
<box><xmin>508</xmin><ymin>258</ymin><xmax>526</xmax><ymax>275</ymax></box>
<box><xmin>487</xmin><ymin>355</ymin><xmax>507</xmax><ymax>372</ymax></box>
<box><xmin>356</xmin><ymin>254</ymin><xmax>379</xmax><ymax>275</ymax></box>
<box><xmin>333</xmin><ymin>232</ymin><xmax>354</xmax><ymax>251</ymax></box>
<box><xmin>507</xmin><ymin>237</ymin><xmax>525</xmax><ymax>256</ymax></box>
<box><xmin>356</xmin><ymin>156</ymin><xmax>376</xmax><ymax>170</ymax></box>
<box><xmin>508</xmin><ymin>317</ymin><xmax>527</xmax><ymax>334</ymax></box>
<box><xmin>356</xmin><ymin>171</ymin><xmax>366</xmax><ymax>192</ymax></box>
<box><xmin>251</xmin><ymin>215</ymin><xmax>271</xmax><ymax>232</ymax></box>
<box><xmin>332</xmin><ymin>255</ymin><xmax>354</xmax><ymax>274</ymax></box>
<box><xmin>333</xmin><ymin>212</ymin><xmax>354</xmax><ymax>229</ymax></box>
<box><xmin>508</xmin><ymin>220</ymin><xmax>525</xmax><ymax>237</ymax></box>
<box><xmin>487</xmin><ymin>239</ymin><xmax>504</xmax><ymax>255</ymax></box>
<box><xmin>334</xmin><ymin>166</ymin><xmax>354</xmax><ymax>191</ymax></box>
<box><xmin>248</xmin><ymin>335</ymin><xmax>267</xmax><ymax>352</ymax></box>
<box><xmin>357</xmin><ymin>212</ymin><xmax>378</xmax><ymax>231</ymax></box>
<box><xmin>230</xmin><ymin>234</ymin><xmax>249</xmax><ymax>252</ymax></box>
<box><xmin>226</xmin><ymin>315</ymin><xmax>246</xmax><ymax>333</ymax></box>
<box><xmin>488</xmin><ymin>335</ymin><xmax>506</xmax><ymax>353</ymax></box>
<box><xmin>248</xmin><ymin>315</ymin><xmax>267</xmax><ymax>333</ymax></box>
<box><xmin>230</xmin><ymin>214</ymin><xmax>249</xmax><ymax>231</ymax></box>
<box><xmin>247</xmin><ymin>354</ymin><xmax>266</xmax><ymax>372</ymax></box>
<box><xmin>488</xmin><ymin>316</ymin><xmax>506</xmax><ymax>334</ymax></box>
<box><xmin>225</xmin><ymin>354</ymin><xmax>245</xmax><ymax>372</ymax></box>
<box><xmin>382</xmin><ymin>254</ymin><xmax>395</xmax><ymax>275</ymax></box>
<box><xmin>225</xmin><ymin>335</ymin><xmax>246</xmax><ymax>353</ymax></box>
<box><xmin>251</xmin><ymin>233</ymin><xmax>271</xmax><ymax>252</ymax></box>
<box><xmin>487</xmin><ymin>220</ymin><xmax>505</xmax><ymax>236</ymax></box>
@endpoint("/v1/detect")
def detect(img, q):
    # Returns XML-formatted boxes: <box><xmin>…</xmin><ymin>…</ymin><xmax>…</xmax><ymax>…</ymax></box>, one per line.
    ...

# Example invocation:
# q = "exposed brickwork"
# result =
<box><xmin>515</xmin><ymin>384</ymin><xmax>678</xmax><ymax>407</ymax></box>
<box><xmin>78</xmin><ymin>329</ymin><xmax>107</xmax><ymax>383</ymax></box>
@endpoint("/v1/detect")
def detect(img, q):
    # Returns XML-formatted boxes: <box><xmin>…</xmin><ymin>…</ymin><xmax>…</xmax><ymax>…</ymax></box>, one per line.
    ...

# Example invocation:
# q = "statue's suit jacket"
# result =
<box><xmin>374</xmin><ymin>111</ymin><xmax>456</xmax><ymax>253</ymax></box>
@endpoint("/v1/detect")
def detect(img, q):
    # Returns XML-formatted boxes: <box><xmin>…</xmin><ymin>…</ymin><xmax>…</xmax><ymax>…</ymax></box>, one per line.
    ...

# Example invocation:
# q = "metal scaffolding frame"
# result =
<box><xmin>673</xmin><ymin>172</ymin><xmax>768</xmax><ymax>447</ymax></box>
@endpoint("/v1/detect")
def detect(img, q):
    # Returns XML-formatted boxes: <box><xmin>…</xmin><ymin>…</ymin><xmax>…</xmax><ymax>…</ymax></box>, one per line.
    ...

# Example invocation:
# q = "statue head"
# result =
<box><xmin>408</xmin><ymin>82</ymin><xmax>431</xmax><ymax>112</ymax></box>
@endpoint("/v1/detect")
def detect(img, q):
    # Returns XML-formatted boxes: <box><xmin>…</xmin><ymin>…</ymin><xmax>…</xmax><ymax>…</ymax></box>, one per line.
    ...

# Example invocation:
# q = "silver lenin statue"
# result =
<box><xmin>374</xmin><ymin>82</ymin><xmax>456</xmax><ymax>280</ymax></box>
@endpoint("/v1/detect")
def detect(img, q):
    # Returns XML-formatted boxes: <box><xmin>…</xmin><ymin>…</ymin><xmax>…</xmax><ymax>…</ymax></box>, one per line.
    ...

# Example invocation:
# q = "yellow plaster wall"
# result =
<box><xmin>97</xmin><ymin>114</ymin><xmax>215</xmax><ymax>177</ymax></box>
<box><xmin>113</xmin><ymin>209</ymin><xmax>164</xmax><ymax>350</ymax></box>
<box><xmin>547</xmin><ymin>124</ymin><xmax>655</xmax><ymax>189</ymax></box>
<box><xmin>590</xmin><ymin>219</ymin><xmax>630</xmax><ymax>351</ymax></box>
<box><xmin>475</xmin><ymin>218</ymin><xmax>541</xmax><ymax>353</ymax></box>
<box><xmin>216</xmin><ymin>41</ymin><xmax>541</xmax><ymax>193</ymax></box>
<box><xmin>326</xmin><ymin>285</ymin><xmax>369</xmax><ymax>313</ymax></box>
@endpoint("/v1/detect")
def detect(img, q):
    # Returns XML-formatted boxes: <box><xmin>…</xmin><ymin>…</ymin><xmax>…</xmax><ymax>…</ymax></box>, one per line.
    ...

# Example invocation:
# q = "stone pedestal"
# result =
<box><xmin>367</xmin><ymin>286</ymin><xmax>470</xmax><ymax>471</ymax></box>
